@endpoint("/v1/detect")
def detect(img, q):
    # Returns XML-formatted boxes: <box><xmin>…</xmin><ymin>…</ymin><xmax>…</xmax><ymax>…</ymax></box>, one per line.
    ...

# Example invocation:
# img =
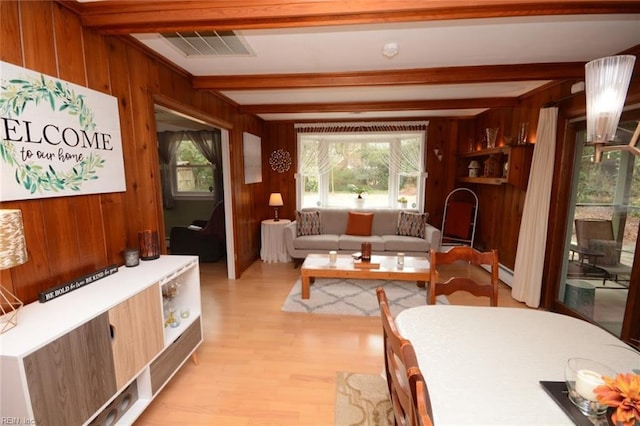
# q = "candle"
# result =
<box><xmin>123</xmin><ymin>248</ymin><xmax>139</xmax><ymax>267</ymax></box>
<box><xmin>397</xmin><ymin>252</ymin><xmax>405</xmax><ymax>266</ymax></box>
<box><xmin>361</xmin><ymin>242</ymin><xmax>372</xmax><ymax>261</ymax></box>
<box><xmin>575</xmin><ymin>369</ymin><xmax>605</xmax><ymax>402</ymax></box>
<box><xmin>329</xmin><ymin>250</ymin><xmax>337</xmax><ymax>263</ymax></box>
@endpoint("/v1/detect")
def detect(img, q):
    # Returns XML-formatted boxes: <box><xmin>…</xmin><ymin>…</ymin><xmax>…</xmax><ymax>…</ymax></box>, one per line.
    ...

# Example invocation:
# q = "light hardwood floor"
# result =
<box><xmin>135</xmin><ymin>259</ymin><xmax>529</xmax><ymax>425</ymax></box>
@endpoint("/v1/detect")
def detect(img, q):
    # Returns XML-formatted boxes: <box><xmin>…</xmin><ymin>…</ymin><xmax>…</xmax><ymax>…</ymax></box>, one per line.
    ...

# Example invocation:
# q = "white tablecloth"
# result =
<box><xmin>260</xmin><ymin>219</ymin><xmax>292</xmax><ymax>263</ymax></box>
<box><xmin>395</xmin><ymin>305</ymin><xmax>640</xmax><ymax>425</ymax></box>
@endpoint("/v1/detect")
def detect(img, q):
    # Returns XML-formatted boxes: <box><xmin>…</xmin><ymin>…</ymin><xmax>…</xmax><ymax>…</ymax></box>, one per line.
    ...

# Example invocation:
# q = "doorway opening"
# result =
<box><xmin>154</xmin><ymin>103</ymin><xmax>236</xmax><ymax>278</ymax></box>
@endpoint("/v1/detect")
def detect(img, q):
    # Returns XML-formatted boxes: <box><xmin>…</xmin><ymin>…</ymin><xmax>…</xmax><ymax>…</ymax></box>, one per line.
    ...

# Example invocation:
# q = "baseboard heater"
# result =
<box><xmin>482</xmin><ymin>263</ymin><xmax>514</xmax><ymax>288</ymax></box>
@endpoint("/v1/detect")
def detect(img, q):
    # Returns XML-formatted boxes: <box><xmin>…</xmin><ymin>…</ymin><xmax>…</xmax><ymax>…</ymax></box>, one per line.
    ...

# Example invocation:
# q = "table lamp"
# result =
<box><xmin>0</xmin><ymin>209</ymin><xmax>27</xmax><ymax>334</ymax></box>
<box><xmin>269</xmin><ymin>193</ymin><xmax>284</xmax><ymax>221</ymax></box>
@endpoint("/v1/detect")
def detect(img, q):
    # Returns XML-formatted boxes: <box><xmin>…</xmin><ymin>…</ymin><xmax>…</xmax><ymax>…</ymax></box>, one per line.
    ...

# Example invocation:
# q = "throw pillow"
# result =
<box><xmin>345</xmin><ymin>211</ymin><xmax>374</xmax><ymax>236</ymax></box>
<box><xmin>588</xmin><ymin>239</ymin><xmax>619</xmax><ymax>266</ymax></box>
<box><xmin>296</xmin><ymin>210</ymin><xmax>322</xmax><ymax>236</ymax></box>
<box><xmin>397</xmin><ymin>211</ymin><xmax>429</xmax><ymax>239</ymax></box>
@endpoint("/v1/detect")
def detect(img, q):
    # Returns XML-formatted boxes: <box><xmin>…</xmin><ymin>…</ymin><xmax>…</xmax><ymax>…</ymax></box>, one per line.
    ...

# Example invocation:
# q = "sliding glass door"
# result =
<box><xmin>558</xmin><ymin>116</ymin><xmax>639</xmax><ymax>338</ymax></box>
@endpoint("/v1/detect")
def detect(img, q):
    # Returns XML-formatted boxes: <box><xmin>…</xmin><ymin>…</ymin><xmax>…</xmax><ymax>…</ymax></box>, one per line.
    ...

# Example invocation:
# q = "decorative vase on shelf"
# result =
<box><xmin>518</xmin><ymin>122</ymin><xmax>529</xmax><ymax>145</ymax></box>
<box><xmin>486</xmin><ymin>128</ymin><xmax>498</xmax><ymax>149</ymax></box>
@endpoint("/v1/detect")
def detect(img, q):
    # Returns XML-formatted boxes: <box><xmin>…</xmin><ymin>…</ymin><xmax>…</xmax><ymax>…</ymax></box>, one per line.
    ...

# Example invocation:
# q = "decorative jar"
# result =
<box><xmin>483</xmin><ymin>155</ymin><xmax>501</xmax><ymax>177</ymax></box>
<box><xmin>565</xmin><ymin>358</ymin><xmax>616</xmax><ymax>416</ymax></box>
<box><xmin>468</xmin><ymin>161</ymin><xmax>481</xmax><ymax>177</ymax></box>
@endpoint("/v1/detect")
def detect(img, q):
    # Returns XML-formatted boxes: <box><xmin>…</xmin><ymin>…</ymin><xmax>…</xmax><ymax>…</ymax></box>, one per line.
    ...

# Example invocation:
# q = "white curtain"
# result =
<box><xmin>511</xmin><ymin>107</ymin><xmax>558</xmax><ymax>307</ymax></box>
<box><xmin>295</xmin><ymin>120</ymin><xmax>427</xmax><ymax>178</ymax></box>
<box><xmin>157</xmin><ymin>131</ymin><xmax>183</xmax><ymax>209</ymax></box>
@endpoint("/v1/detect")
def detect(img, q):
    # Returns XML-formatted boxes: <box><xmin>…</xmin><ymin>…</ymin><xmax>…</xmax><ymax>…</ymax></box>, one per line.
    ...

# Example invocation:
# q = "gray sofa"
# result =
<box><xmin>284</xmin><ymin>208</ymin><xmax>441</xmax><ymax>262</ymax></box>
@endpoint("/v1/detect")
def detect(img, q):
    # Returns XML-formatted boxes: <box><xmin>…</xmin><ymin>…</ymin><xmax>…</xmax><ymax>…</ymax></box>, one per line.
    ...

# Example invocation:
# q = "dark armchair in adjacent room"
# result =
<box><xmin>169</xmin><ymin>200</ymin><xmax>226</xmax><ymax>262</ymax></box>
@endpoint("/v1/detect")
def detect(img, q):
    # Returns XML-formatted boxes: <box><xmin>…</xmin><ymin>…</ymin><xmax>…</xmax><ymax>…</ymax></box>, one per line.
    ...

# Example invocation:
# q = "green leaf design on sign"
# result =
<box><xmin>0</xmin><ymin>74</ymin><xmax>96</xmax><ymax>130</ymax></box>
<box><xmin>1</xmin><ymin>141</ymin><xmax>104</xmax><ymax>194</ymax></box>
<box><xmin>0</xmin><ymin>72</ymin><xmax>103</xmax><ymax>194</ymax></box>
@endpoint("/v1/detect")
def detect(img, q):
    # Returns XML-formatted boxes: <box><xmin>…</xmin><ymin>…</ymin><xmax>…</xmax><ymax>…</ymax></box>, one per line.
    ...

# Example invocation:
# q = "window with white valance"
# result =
<box><xmin>295</xmin><ymin>121</ymin><xmax>428</xmax><ymax>210</ymax></box>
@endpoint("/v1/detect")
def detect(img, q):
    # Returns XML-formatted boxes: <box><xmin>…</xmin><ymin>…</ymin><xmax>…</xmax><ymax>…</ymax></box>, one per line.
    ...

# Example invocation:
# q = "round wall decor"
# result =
<box><xmin>269</xmin><ymin>149</ymin><xmax>292</xmax><ymax>173</ymax></box>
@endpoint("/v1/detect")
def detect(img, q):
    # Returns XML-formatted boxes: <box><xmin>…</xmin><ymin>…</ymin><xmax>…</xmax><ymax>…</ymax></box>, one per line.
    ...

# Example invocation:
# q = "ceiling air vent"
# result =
<box><xmin>160</xmin><ymin>30</ymin><xmax>252</xmax><ymax>56</ymax></box>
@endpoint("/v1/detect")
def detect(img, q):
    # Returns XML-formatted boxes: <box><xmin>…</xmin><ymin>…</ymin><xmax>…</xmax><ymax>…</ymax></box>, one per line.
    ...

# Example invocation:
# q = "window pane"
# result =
<box><xmin>176</xmin><ymin>141</ymin><xmax>209</xmax><ymax>165</ymax></box>
<box><xmin>175</xmin><ymin>140</ymin><xmax>213</xmax><ymax>194</ymax></box>
<box><xmin>298</xmin><ymin>132</ymin><xmax>425</xmax><ymax>209</ymax></box>
<box><xmin>302</xmin><ymin>175</ymin><xmax>320</xmax><ymax>207</ymax></box>
<box><xmin>176</xmin><ymin>165</ymin><xmax>213</xmax><ymax>192</ymax></box>
<box><xmin>398</xmin><ymin>174</ymin><xmax>418</xmax><ymax>208</ymax></box>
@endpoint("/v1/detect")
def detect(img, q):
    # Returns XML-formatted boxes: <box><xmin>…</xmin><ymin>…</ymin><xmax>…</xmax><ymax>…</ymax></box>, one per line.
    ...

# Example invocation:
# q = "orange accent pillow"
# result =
<box><xmin>345</xmin><ymin>212</ymin><xmax>374</xmax><ymax>236</ymax></box>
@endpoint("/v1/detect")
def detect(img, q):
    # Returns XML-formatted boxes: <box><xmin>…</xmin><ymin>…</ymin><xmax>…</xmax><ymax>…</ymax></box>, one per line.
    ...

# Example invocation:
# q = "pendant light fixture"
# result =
<box><xmin>585</xmin><ymin>55</ymin><xmax>637</xmax><ymax>162</ymax></box>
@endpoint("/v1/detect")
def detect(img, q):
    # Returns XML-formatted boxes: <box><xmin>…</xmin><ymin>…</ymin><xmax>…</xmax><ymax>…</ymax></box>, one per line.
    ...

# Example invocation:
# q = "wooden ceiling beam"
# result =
<box><xmin>59</xmin><ymin>1</ymin><xmax>640</xmax><ymax>34</ymax></box>
<box><xmin>193</xmin><ymin>63</ymin><xmax>585</xmax><ymax>90</ymax></box>
<box><xmin>238</xmin><ymin>97</ymin><xmax>520</xmax><ymax>114</ymax></box>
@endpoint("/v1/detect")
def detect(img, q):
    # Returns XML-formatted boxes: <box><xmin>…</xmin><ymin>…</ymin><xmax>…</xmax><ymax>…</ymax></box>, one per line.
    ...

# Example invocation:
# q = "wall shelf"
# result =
<box><xmin>459</xmin><ymin>146</ymin><xmax>511</xmax><ymax>158</ymax></box>
<box><xmin>457</xmin><ymin>144</ymin><xmax>533</xmax><ymax>189</ymax></box>
<box><xmin>458</xmin><ymin>176</ymin><xmax>507</xmax><ymax>185</ymax></box>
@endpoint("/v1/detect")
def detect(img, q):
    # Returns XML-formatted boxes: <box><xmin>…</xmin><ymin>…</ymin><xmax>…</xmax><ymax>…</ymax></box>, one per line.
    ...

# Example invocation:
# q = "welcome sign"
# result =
<box><xmin>0</xmin><ymin>61</ymin><xmax>126</xmax><ymax>201</ymax></box>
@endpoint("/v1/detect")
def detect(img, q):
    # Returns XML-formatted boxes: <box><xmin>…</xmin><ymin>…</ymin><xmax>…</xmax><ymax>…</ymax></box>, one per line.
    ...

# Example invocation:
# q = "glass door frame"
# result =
<box><xmin>544</xmin><ymin>106</ymin><xmax>640</xmax><ymax>349</ymax></box>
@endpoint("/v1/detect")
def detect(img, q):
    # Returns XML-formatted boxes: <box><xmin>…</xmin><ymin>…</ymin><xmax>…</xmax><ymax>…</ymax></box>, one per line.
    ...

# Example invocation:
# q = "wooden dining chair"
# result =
<box><xmin>376</xmin><ymin>287</ymin><xmax>415</xmax><ymax>426</ymax></box>
<box><xmin>403</xmin><ymin>344</ymin><xmax>435</xmax><ymax>426</ymax></box>
<box><xmin>428</xmin><ymin>247</ymin><xmax>499</xmax><ymax>306</ymax></box>
<box><xmin>410</xmin><ymin>376</ymin><xmax>435</xmax><ymax>426</ymax></box>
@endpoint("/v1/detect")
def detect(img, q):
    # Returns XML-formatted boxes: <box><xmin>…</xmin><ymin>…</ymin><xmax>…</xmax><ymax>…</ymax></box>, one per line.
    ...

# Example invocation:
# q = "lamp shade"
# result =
<box><xmin>269</xmin><ymin>193</ymin><xmax>284</xmax><ymax>207</ymax></box>
<box><xmin>0</xmin><ymin>209</ymin><xmax>28</xmax><ymax>270</ymax></box>
<box><xmin>585</xmin><ymin>55</ymin><xmax>636</xmax><ymax>144</ymax></box>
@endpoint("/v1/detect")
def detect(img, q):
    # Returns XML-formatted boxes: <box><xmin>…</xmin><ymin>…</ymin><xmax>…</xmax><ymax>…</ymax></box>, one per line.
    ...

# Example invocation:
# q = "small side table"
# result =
<box><xmin>569</xmin><ymin>244</ymin><xmax>604</xmax><ymax>266</ymax></box>
<box><xmin>260</xmin><ymin>219</ymin><xmax>292</xmax><ymax>263</ymax></box>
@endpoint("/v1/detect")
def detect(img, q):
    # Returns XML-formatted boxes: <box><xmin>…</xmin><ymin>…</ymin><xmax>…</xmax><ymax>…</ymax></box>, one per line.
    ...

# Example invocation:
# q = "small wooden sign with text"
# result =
<box><xmin>39</xmin><ymin>265</ymin><xmax>118</xmax><ymax>303</ymax></box>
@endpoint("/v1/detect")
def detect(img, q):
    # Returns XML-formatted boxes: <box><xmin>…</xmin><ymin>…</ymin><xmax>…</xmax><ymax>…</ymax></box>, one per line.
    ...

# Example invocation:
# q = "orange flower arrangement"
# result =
<box><xmin>594</xmin><ymin>373</ymin><xmax>640</xmax><ymax>426</ymax></box>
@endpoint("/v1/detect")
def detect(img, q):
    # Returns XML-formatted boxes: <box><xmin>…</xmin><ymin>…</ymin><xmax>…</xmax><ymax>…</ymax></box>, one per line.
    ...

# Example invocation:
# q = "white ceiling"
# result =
<box><xmin>132</xmin><ymin>13</ymin><xmax>640</xmax><ymax>122</ymax></box>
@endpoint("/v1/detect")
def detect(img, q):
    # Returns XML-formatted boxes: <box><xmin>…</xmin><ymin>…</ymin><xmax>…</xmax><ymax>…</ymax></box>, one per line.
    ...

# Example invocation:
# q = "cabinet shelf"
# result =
<box><xmin>161</xmin><ymin>260</ymin><xmax>200</xmax><ymax>346</ymax></box>
<box><xmin>0</xmin><ymin>255</ymin><xmax>203</xmax><ymax>426</ymax></box>
<box><xmin>457</xmin><ymin>144</ymin><xmax>533</xmax><ymax>189</ymax></box>
<box><xmin>458</xmin><ymin>176</ymin><xmax>507</xmax><ymax>185</ymax></box>
<box><xmin>459</xmin><ymin>146</ymin><xmax>511</xmax><ymax>158</ymax></box>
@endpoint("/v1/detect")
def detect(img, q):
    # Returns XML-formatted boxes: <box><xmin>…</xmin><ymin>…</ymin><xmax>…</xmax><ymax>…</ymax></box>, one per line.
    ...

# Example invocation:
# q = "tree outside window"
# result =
<box><xmin>297</xmin><ymin>132</ymin><xmax>425</xmax><ymax>209</ymax></box>
<box><xmin>173</xmin><ymin>140</ymin><xmax>214</xmax><ymax>196</ymax></box>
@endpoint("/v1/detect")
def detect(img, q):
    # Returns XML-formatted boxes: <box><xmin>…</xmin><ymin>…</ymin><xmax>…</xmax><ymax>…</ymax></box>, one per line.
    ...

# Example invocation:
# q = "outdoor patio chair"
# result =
<box><xmin>574</xmin><ymin>218</ymin><xmax>632</xmax><ymax>286</ymax></box>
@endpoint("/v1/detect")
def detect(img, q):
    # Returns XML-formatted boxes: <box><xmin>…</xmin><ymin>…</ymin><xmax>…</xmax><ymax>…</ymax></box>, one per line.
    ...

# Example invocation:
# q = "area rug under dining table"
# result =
<box><xmin>334</xmin><ymin>371</ymin><xmax>393</xmax><ymax>426</ymax></box>
<box><xmin>281</xmin><ymin>277</ymin><xmax>448</xmax><ymax>316</ymax></box>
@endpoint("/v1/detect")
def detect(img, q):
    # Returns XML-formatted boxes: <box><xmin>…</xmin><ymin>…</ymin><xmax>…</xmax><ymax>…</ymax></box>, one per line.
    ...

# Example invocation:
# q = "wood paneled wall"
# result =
<box><xmin>0</xmin><ymin>1</ymin><xmax>263</xmax><ymax>304</ymax></box>
<box><xmin>456</xmin><ymin>83</ymin><xmax>569</xmax><ymax>269</ymax></box>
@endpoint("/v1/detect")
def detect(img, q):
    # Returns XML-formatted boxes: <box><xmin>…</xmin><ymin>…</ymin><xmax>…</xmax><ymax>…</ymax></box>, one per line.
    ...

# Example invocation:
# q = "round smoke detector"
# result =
<box><xmin>382</xmin><ymin>42</ymin><xmax>399</xmax><ymax>58</ymax></box>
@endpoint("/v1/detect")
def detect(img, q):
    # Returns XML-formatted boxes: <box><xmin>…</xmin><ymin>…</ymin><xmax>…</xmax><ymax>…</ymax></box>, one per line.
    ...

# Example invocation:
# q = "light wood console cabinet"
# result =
<box><xmin>0</xmin><ymin>255</ymin><xmax>202</xmax><ymax>426</ymax></box>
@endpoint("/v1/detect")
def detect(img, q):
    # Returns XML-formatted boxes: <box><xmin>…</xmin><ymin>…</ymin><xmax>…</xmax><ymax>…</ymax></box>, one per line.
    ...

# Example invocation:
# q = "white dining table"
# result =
<box><xmin>395</xmin><ymin>305</ymin><xmax>640</xmax><ymax>425</ymax></box>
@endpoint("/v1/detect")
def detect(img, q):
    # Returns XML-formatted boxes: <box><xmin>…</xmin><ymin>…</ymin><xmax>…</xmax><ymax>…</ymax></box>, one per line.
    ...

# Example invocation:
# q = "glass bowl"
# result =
<box><xmin>565</xmin><ymin>358</ymin><xmax>616</xmax><ymax>416</ymax></box>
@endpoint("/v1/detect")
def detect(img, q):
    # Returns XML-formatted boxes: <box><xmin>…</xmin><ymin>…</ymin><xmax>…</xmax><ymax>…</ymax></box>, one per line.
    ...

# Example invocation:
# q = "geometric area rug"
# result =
<box><xmin>334</xmin><ymin>371</ymin><xmax>394</xmax><ymax>426</ymax></box>
<box><xmin>281</xmin><ymin>277</ymin><xmax>449</xmax><ymax>317</ymax></box>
